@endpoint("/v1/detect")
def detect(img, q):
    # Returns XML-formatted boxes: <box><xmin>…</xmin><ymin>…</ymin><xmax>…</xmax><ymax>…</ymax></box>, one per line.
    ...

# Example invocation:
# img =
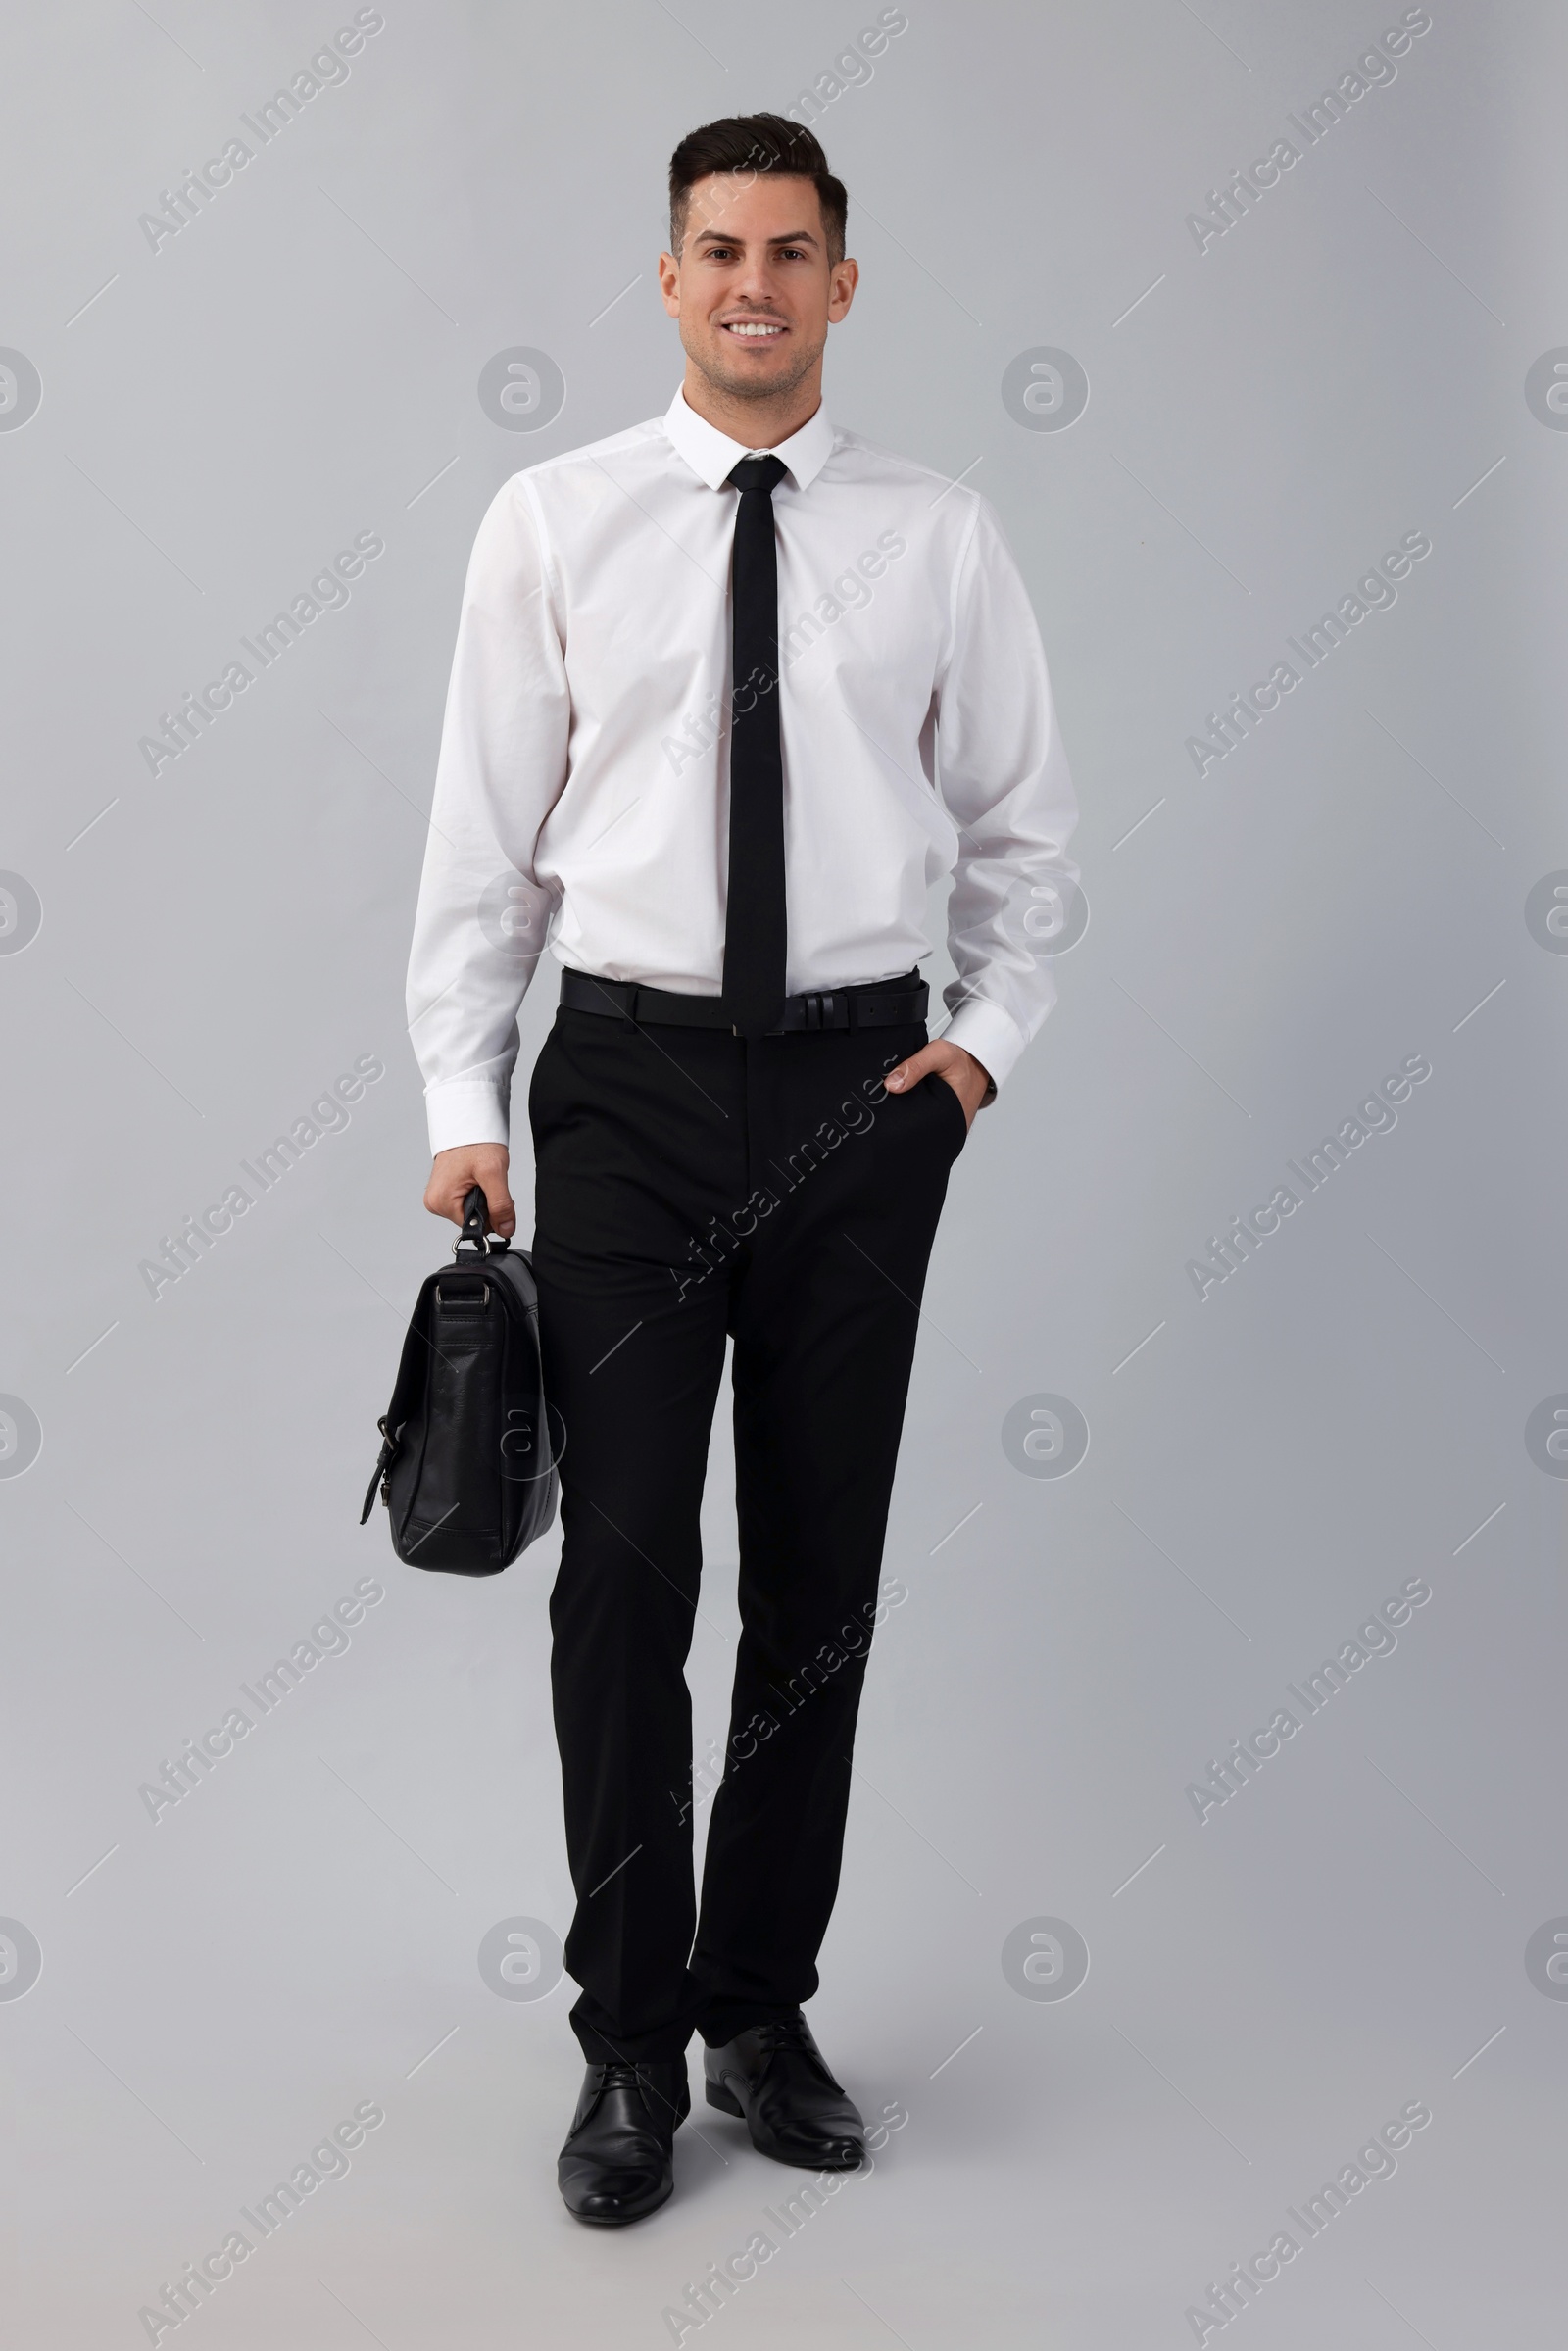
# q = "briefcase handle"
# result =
<box><xmin>454</xmin><ymin>1183</ymin><xmax>508</xmax><ymax>1259</ymax></box>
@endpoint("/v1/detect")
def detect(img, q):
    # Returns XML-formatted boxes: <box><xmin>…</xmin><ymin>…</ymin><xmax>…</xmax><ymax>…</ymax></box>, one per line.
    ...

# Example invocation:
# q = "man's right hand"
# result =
<box><xmin>423</xmin><ymin>1143</ymin><xmax>516</xmax><ymax>1239</ymax></box>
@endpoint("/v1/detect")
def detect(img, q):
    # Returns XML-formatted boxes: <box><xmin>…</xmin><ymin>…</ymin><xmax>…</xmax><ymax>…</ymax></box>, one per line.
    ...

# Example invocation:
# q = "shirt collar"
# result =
<box><xmin>662</xmin><ymin>384</ymin><xmax>835</xmax><ymax>493</ymax></box>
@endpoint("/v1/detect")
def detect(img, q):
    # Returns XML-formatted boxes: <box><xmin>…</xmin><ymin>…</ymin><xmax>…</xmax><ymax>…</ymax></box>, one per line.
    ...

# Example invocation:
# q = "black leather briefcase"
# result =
<box><xmin>359</xmin><ymin>1188</ymin><xmax>559</xmax><ymax>1574</ymax></box>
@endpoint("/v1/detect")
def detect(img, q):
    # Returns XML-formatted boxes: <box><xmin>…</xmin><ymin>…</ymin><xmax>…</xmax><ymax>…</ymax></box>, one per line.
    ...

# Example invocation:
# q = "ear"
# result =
<box><xmin>658</xmin><ymin>249</ymin><xmax>681</xmax><ymax>318</ymax></box>
<box><xmin>827</xmin><ymin>256</ymin><xmax>859</xmax><ymax>323</ymax></box>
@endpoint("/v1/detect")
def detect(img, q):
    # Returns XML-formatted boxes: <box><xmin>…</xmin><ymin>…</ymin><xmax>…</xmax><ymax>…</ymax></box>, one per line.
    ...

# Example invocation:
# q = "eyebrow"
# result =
<box><xmin>691</xmin><ymin>226</ymin><xmax>822</xmax><ymax>249</ymax></box>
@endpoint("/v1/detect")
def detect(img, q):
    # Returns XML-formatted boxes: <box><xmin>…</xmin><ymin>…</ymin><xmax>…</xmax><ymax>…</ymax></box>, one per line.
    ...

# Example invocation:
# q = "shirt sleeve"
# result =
<box><xmin>934</xmin><ymin>495</ymin><xmax>1081</xmax><ymax>1092</ymax></box>
<box><xmin>405</xmin><ymin>474</ymin><xmax>570</xmax><ymax>1155</ymax></box>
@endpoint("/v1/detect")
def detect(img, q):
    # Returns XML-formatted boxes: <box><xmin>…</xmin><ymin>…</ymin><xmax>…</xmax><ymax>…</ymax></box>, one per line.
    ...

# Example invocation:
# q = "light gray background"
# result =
<box><xmin>3</xmin><ymin>2</ymin><xmax>1564</xmax><ymax>2344</ymax></box>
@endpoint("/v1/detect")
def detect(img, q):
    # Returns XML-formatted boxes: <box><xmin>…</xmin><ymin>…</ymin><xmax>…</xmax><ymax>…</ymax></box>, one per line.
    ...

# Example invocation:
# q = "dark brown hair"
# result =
<box><xmin>668</xmin><ymin>113</ymin><xmax>849</xmax><ymax>264</ymax></box>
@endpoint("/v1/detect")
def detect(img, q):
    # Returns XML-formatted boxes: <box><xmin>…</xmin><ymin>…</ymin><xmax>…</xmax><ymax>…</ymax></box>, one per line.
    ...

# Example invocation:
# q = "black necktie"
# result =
<box><xmin>721</xmin><ymin>454</ymin><xmax>789</xmax><ymax>1039</ymax></box>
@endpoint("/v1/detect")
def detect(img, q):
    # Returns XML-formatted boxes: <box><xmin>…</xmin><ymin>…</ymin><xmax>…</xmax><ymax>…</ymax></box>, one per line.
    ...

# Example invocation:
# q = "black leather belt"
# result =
<box><xmin>559</xmin><ymin>965</ymin><xmax>928</xmax><ymax>1034</ymax></box>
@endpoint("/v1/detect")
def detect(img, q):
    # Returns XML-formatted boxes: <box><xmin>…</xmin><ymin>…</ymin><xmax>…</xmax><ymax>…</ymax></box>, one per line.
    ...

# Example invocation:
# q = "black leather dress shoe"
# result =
<box><xmin>557</xmin><ymin>2058</ymin><xmax>690</xmax><ymax>2225</ymax></box>
<box><xmin>703</xmin><ymin>2014</ymin><xmax>864</xmax><ymax>2170</ymax></box>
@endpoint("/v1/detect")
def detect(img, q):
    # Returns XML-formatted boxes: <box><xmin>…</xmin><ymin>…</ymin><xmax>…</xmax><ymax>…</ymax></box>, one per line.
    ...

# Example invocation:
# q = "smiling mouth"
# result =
<box><xmin>719</xmin><ymin>318</ymin><xmax>787</xmax><ymax>342</ymax></box>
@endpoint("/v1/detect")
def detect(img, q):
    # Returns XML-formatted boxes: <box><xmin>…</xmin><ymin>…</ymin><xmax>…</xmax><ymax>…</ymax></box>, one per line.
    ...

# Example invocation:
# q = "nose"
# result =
<box><xmin>729</xmin><ymin>258</ymin><xmax>781</xmax><ymax>311</ymax></box>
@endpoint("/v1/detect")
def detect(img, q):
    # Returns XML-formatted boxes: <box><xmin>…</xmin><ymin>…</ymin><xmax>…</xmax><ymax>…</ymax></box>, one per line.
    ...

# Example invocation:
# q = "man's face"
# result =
<box><xmin>659</xmin><ymin>171</ymin><xmax>858</xmax><ymax>407</ymax></box>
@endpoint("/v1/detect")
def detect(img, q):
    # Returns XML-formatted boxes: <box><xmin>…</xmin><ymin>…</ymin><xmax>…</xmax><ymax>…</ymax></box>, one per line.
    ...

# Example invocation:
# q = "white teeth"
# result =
<box><xmin>727</xmin><ymin>322</ymin><xmax>782</xmax><ymax>336</ymax></box>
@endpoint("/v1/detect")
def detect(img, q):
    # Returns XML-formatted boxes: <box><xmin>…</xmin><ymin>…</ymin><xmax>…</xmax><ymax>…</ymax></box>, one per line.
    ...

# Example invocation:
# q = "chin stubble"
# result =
<box><xmin>696</xmin><ymin>337</ymin><xmax>823</xmax><ymax>404</ymax></box>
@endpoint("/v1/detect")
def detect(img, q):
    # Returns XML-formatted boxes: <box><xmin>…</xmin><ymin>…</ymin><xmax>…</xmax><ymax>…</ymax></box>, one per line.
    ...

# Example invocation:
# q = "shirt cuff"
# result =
<box><xmin>942</xmin><ymin>998</ymin><xmax>1028</xmax><ymax>1094</ymax></box>
<box><xmin>425</xmin><ymin>1079</ymin><xmax>511</xmax><ymax>1157</ymax></box>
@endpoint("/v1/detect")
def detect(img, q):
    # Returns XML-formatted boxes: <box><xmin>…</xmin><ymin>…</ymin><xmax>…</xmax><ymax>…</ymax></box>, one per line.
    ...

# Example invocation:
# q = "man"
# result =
<box><xmin>406</xmin><ymin>112</ymin><xmax>1078</xmax><ymax>2224</ymax></box>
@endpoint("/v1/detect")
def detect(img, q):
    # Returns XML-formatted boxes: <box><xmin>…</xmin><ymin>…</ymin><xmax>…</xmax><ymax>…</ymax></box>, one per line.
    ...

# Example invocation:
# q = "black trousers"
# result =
<box><xmin>527</xmin><ymin>990</ymin><xmax>966</xmax><ymax>2063</ymax></box>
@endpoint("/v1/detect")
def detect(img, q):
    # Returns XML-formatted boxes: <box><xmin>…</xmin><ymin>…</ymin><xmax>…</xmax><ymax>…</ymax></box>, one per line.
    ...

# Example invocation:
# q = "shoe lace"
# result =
<box><xmin>596</xmin><ymin>2060</ymin><xmax>686</xmax><ymax>2126</ymax></box>
<box><xmin>754</xmin><ymin>2016</ymin><xmax>815</xmax><ymax>2057</ymax></box>
<box><xmin>747</xmin><ymin>2016</ymin><xmax>847</xmax><ymax>2098</ymax></box>
<box><xmin>598</xmin><ymin>2062</ymin><xmax>644</xmax><ymax>2092</ymax></box>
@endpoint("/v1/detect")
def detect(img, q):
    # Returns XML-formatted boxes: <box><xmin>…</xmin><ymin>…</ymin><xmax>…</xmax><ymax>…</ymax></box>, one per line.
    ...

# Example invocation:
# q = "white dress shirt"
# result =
<box><xmin>407</xmin><ymin>385</ymin><xmax>1079</xmax><ymax>1154</ymax></box>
